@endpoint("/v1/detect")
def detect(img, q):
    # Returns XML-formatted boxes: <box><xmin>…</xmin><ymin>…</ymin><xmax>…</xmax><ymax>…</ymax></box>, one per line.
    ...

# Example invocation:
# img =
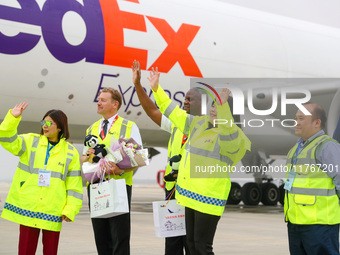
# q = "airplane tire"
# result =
<box><xmin>278</xmin><ymin>184</ymin><xmax>285</xmax><ymax>205</ymax></box>
<box><xmin>227</xmin><ymin>182</ymin><xmax>242</xmax><ymax>205</ymax></box>
<box><xmin>241</xmin><ymin>182</ymin><xmax>262</xmax><ymax>205</ymax></box>
<box><xmin>261</xmin><ymin>183</ymin><xmax>278</xmax><ymax>206</ymax></box>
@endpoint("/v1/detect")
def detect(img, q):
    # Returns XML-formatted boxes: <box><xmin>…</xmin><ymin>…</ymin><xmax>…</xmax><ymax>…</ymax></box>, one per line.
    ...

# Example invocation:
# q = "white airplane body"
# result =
<box><xmin>1</xmin><ymin>0</ymin><xmax>340</xmax><ymax>204</ymax></box>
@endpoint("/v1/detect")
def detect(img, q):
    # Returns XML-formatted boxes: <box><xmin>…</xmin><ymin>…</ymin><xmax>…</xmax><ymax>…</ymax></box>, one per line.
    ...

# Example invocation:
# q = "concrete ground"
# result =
<box><xmin>0</xmin><ymin>183</ymin><xmax>289</xmax><ymax>255</ymax></box>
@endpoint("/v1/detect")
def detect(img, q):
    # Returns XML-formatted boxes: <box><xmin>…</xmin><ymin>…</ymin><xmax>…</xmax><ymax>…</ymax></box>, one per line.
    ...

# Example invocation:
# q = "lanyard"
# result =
<box><xmin>293</xmin><ymin>141</ymin><xmax>303</xmax><ymax>166</ymax></box>
<box><xmin>284</xmin><ymin>141</ymin><xmax>303</xmax><ymax>191</ymax></box>
<box><xmin>100</xmin><ymin>115</ymin><xmax>118</xmax><ymax>140</ymax></box>
<box><xmin>44</xmin><ymin>143</ymin><xmax>55</xmax><ymax>167</ymax></box>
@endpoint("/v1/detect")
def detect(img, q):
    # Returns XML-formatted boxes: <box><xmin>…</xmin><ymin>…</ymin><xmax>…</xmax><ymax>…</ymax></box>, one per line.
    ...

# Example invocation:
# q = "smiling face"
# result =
<box><xmin>295</xmin><ymin>104</ymin><xmax>322</xmax><ymax>141</ymax></box>
<box><xmin>97</xmin><ymin>92</ymin><xmax>119</xmax><ymax>119</ymax></box>
<box><xmin>42</xmin><ymin>116</ymin><xmax>61</xmax><ymax>142</ymax></box>
<box><xmin>183</xmin><ymin>89</ymin><xmax>202</xmax><ymax>115</ymax></box>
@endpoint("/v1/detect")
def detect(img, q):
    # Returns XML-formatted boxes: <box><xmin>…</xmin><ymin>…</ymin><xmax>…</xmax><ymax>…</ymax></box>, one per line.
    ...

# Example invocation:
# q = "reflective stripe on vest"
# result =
<box><xmin>290</xmin><ymin>186</ymin><xmax>336</xmax><ymax>196</ymax></box>
<box><xmin>21</xmin><ymin>137</ymin><xmax>79</xmax><ymax>182</ymax></box>
<box><xmin>167</xmin><ymin>127</ymin><xmax>178</xmax><ymax>162</ymax></box>
<box><xmin>190</xmin><ymin>145</ymin><xmax>234</xmax><ymax>165</ymax></box>
<box><xmin>17</xmin><ymin>136</ymin><xmax>26</xmax><ymax>156</ymax></box>
<box><xmin>185</xmin><ymin>119</ymin><xmax>205</xmax><ymax>149</ymax></box>
<box><xmin>89</xmin><ymin>118</ymin><xmax>129</xmax><ymax>138</ymax></box>
<box><xmin>177</xmin><ymin>185</ymin><xmax>227</xmax><ymax>207</ymax></box>
<box><xmin>87</xmin><ymin>124</ymin><xmax>93</xmax><ymax>135</ymax></box>
<box><xmin>182</xmin><ymin>119</ymin><xmax>205</xmax><ymax>168</ymax></box>
<box><xmin>120</xmin><ymin>119</ymin><xmax>129</xmax><ymax>138</ymax></box>
<box><xmin>63</xmin><ymin>144</ymin><xmax>74</xmax><ymax>180</ymax></box>
<box><xmin>287</xmin><ymin>136</ymin><xmax>328</xmax><ymax>163</ymax></box>
<box><xmin>4</xmin><ymin>202</ymin><xmax>62</xmax><ymax>223</ymax></box>
<box><xmin>0</xmin><ymin>134</ymin><xmax>26</xmax><ymax>156</ymax></box>
<box><xmin>220</xmin><ymin>131</ymin><xmax>239</xmax><ymax>142</ymax></box>
<box><xmin>67</xmin><ymin>190</ymin><xmax>83</xmax><ymax>200</ymax></box>
<box><xmin>185</xmin><ymin>119</ymin><xmax>237</xmax><ymax>165</ymax></box>
<box><xmin>0</xmin><ymin>134</ymin><xmax>18</xmax><ymax>143</ymax></box>
<box><xmin>164</xmin><ymin>101</ymin><xmax>193</xmax><ymax>135</ymax></box>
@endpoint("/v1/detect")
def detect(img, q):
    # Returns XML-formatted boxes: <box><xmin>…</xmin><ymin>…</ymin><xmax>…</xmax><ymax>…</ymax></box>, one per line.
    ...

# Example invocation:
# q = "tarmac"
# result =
<box><xmin>0</xmin><ymin>182</ymin><xmax>290</xmax><ymax>255</ymax></box>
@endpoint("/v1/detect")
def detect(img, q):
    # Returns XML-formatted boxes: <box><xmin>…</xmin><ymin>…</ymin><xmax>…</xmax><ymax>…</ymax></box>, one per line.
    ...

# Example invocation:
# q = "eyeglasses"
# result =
<box><xmin>40</xmin><ymin>120</ymin><xmax>56</xmax><ymax>127</ymax></box>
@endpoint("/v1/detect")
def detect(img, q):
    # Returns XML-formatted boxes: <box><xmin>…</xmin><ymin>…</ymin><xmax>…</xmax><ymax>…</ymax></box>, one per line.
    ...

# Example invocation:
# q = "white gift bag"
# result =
<box><xmin>90</xmin><ymin>179</ymin><xmax>129</xmax><ymax>218</ymax></box>
<box><xmin>82</xmin><ymin>162</ymin><xmax>100</xmax><ymax>183</ymax></box>
<box><xmin>152</xmin><ymin>199</ymin><xmax>186</xmax><ymax>238</ymax></box>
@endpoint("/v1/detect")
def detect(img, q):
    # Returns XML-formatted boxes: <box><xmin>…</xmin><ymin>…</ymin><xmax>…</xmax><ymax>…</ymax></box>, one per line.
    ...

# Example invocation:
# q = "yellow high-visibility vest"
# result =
<box><xmin>153</xmin><ymin>86</ymin><xmax>251</xmax><ymax>216</ymax></box>
<box><xmin>165</xmin><ymin>123</ymin><xmax>185</xmax><ymax>191</ymax></box>
<box><xmin>86</xmin><ymin>116</ymin><xmax>135</xmax><ymax>185</ymax></box>
<box><xmin>1</xmin><ymin>110</ymin><xmax>83</xmax><ymax>232</ymax></box>
<box><xmin>284</xmin><ymin>135</ymin><xmax>340</xmax><ymax>225</ymax></box>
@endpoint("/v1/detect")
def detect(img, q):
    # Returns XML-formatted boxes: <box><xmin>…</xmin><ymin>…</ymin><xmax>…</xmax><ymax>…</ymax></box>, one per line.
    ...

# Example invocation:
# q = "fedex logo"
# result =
<box><xmin>0</xmin><ymin>0</ymin><xmax>202</xmax><ymax>77</ymax></box>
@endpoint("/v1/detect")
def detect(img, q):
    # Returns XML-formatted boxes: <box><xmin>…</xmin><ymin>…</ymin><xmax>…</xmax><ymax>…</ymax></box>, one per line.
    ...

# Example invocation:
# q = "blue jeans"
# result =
<box><xmin>287</xmin><ymin>222</ymin><xmax>340</xmax><ymax>255</ymax></box>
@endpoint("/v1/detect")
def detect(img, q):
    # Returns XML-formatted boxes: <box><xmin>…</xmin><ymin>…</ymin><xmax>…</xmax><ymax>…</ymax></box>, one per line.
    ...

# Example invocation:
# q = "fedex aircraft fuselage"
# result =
<box><xmin>1</xmin><ymin>0</ymin><xmax>340</xmax><ymax>145</ymax></box>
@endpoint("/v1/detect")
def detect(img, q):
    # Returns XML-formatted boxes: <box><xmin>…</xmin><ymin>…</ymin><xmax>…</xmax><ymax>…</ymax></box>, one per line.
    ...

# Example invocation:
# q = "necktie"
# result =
<box><xmin>102</xmin><ymin>119</ymin><xmax>109</xmax><ymax>139</ymax></box>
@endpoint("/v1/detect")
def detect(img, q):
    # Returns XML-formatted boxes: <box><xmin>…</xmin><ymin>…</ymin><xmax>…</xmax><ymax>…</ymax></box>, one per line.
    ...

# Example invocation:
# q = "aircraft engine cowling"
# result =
<box><xmin>327</xmin><ymin>88</ymin><xmax>340</xmax><ymax>137</ymax></box>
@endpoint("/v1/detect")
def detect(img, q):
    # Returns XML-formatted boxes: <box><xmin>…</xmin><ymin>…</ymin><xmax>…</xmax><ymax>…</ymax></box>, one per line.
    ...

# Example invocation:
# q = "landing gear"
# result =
<box><xmin>241</xmin><ymin>182</ymin><xmax>262</xmax><ymax>205</ymax></box>
<box><xmin>278</xmin><ymin>183</ymin><xmax>285</xmax><ymax>205</ymax></box>
<box><xmin>227</xmin><ymin>182</ymin><xmax>242</xmax><ymax>205</ymax></box>
<box><xmin>228</xmin><ymin>181</ymin><xmax>282</xmax><ymax>206</ymax></box>
<box><xmin>261</xmin><ymin>183</ymin><xmax>279</xmax><ymax>206</ymax></box>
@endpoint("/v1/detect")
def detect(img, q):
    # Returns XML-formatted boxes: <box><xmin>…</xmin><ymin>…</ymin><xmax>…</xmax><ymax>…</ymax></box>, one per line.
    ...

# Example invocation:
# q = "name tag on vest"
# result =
<box><xmin>38</xmin><ymin>170</ymin><xmax>51</xmax><ymax>187</ymax></box>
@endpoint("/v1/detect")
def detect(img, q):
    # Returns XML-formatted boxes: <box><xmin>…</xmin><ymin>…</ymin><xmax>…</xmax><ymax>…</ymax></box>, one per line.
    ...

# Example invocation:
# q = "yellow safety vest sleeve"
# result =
<box><xmin>0</xmin><ymin>110</ymin><xmax>26</xmax><ymax>156</ymax></box>
<box><xmin>216</xmin><ymin>101</ymin><xmax>251</xmax><ymax>160</ymax></box>
<box><xmin>153</xmin><ymin>86</ymin><xmax>189</xmax><ymax>136</ymax></box>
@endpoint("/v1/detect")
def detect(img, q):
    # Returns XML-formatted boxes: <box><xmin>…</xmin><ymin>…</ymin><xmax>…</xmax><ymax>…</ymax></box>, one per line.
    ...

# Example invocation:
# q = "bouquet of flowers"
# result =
<box><xmin>106</xmin><ymin>137</ymin><xmax>149</xmax><ymax>169</ymax></box>
<box><xmin>82</xmin><ymin>137</ymin><xmax>149</xmax><ymax>183</ymax></box>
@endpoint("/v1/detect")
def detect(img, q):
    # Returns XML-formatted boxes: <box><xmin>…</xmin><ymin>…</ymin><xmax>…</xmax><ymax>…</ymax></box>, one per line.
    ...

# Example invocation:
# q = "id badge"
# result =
<box><xmin>284</xmin><ymin>170</ymin><xmax>296</xmax><ymax>191</ymax></box>
<box><xmin>38</xmin><ymin>169</ymin><xmax>51</xmax><ymax>187</ymax></box>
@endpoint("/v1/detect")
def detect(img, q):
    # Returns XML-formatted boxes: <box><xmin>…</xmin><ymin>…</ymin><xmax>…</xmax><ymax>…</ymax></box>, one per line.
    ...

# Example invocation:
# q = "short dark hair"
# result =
<box><xmin>40</xmin><ymin>110</ymin><xmax>70</xmax><ymax>140</ymax></box>
<box><xmin>303</xmin><ymin>102</ymin><xmax>327</xmax><ymax>129</ymax></box>
<box><xmin>101</xmin><ymin>88</ymin><xmax>123</xmax><ymax>110</ymax></box>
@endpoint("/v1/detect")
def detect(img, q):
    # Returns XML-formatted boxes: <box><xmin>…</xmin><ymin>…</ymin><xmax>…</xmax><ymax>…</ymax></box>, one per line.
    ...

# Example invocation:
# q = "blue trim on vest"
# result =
<box><xmin>4</xmin><ymin>203</ymin><xmax>62</xmax><ymax>223</ymax></box>
<box><xmin>177</xmin><ymin>185</ymin><xmax>227</xmax><ymax>207</ymax></box>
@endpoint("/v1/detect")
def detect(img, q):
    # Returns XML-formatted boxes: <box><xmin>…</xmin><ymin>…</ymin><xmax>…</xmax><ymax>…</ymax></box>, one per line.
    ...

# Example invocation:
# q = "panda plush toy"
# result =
<box><xmin>84</xmin><ymin>135</ymin><xmax>107</xmax><ymax>163</ymax></box>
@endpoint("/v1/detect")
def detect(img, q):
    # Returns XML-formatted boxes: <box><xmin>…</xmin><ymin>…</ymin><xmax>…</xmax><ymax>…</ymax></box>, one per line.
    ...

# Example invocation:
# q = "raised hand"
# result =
<box><xmin>132</xmin><ymin>60</ymin><xmax>142</xmax><ymax>86</ymax></box>
<box><xmin>11</xmin><ymin>102</ymin><xmax>28</xmax><ymax>118</ymax></box>
<box><xmin>220</xmin><ymin>88</ymin><xmax>231</xmax><ymax>105</ymax></box>
<box><xmin>147</xmin><ymin>67</ymin><xmax>160</xmax><ymax>92</ymax></box>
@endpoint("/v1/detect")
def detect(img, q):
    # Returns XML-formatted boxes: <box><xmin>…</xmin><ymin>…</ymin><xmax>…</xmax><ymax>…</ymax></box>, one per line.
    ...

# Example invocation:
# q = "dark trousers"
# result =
<box><xmin>165</xmin><ymin>188</ymin><xmax>190</xmax><ymax>255</ymax></box>
<box><xmin>88</xmin><ymin>184</ymin><xmax>132</xmax><ymax>255</ymax></box>
<box><xmin>287</xmin><ymin>222</ymin><xmax>340</xmax><ymax>255</ymax></box>
<box><xmin>185</xmin><ymin>207</ymin><xmax>220</xmax><ymax>255</ymax></box>
<box><xmin>19</xmin><ymin>225</ymin><xmax>60</xmax><ymax>255</ymax></box>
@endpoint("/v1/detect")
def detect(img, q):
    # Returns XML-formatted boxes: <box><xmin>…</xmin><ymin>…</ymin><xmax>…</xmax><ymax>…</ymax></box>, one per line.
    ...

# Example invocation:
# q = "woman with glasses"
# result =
<box><xmin>0</xmin><ymin>102</ymin><xmax>83</xmax><ymax>255</ymax></box>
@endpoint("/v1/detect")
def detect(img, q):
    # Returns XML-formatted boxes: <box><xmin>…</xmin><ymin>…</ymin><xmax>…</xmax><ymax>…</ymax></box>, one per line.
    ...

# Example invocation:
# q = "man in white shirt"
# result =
<box><xmin>81</xmin><ymin>87</ymin><xmax>142</xmax><ymax>255</ymax></box>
